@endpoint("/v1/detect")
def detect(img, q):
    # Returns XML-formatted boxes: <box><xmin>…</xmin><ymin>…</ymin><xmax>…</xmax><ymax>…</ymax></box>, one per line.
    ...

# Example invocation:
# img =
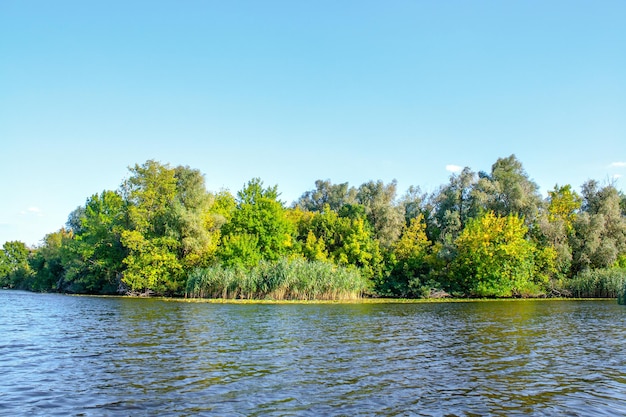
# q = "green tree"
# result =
<box><xmin>29</xmin><ymin>229</ymin><xmax>73</xmax><ymax>292</ymax></box>
<box><xmin>386</xmin><ymin>214</ymin><xmax>432</xmax><ymax>297</ymax></box>
<box><xmin>0</xmin><ymin>241</ymin><xmax>31</xmax><ymax>288</ymax></box>
<box><xmin>219</xmin><ymin>178</ymin><xmax>295</xmax><ymax>266</ymax></box>
<box><xmin>570</xmin><ymin>181</ymin><xmax>626</xmax><ymax>272</ymax></box>
<box><xmin>432</xmin><ymin>167</ymin><xmax>478</xmax><ymax>243</ymax></box>
<box><xmin>120</xmin><ymin>160</ymin><xmax>218</xmax><ymax>294</ymax></box>
<box><xmin>293</xmin><ymin>204</ymin><xmax>382</xmax><ymax>283</ymax></box>
<box><xmin>355</xmin><ymin>180</ymin><xmax>405</xmax><ymax>248</ymax></box>
<box><xmin>534</xmin><ymin>184</ymin><xmax>582</xmax><ymax>279</ymax></box>
<box><xmin>452</xmin><ymin>212</ymin><xmax>537</xmax><ymax>297</ymax></box>
<box><xmin>296</xmin><ymin>180</ymin><xmax>356</xmax><ymax>212</ymax></box>
<box><xmin>61</xmin><ymin>190</ymin><xmax>127</xmax><ymax>293</ymax></box>
<box><xmin>474</xmin><ymin>155</ymin><xmax>543</xmax><ymax>226</ymax></box>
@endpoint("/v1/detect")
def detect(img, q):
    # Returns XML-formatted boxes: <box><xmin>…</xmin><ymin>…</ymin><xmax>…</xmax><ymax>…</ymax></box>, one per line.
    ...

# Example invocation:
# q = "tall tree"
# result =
<box><xmin>570</xmin><ymin>181</ymin><xmax>626</xmax><ymax>272</ymax></box>
<box><xmin>29</xmin><ymin>229</ymin><xmax>73</xmax><ymax>292</ymax></box>
<box><xmin>0</xmin><ymin>241</ymin><xmax>31</xmax><ymax>288</ymax></box>
<box><xmin>432</xmin><ymin>167</ymin><xmax>478</xmax><ymax>243</ymax></box>
<box><xmin>220</xmin><ymin>178</ymin><xmax>295</xmax><ymax>267</ymax></box>
<box><xmin>386</xmin><ymin>214</ymin><xmax>432</xmax><ymax>297</ymax></box>
<box><xmin>355</xmin><ymin>180</ymin><xmax>405</xmax><ymax>248</ymax></box>
<box><xmin>452</xmin><ymin>212</ymin><xmax>537</xmax><ymax>297</ymax></box>
<box><xmin>61</xmin><ymin>190</ymin><xmax>127</xmax><ymax>293</ymax></box>
<box><xmin>474</xmin><ymin>155</ymin><xmax>543</xmax><ymax>226</ymax></box>
<box><xmin>296</xmin><ymin>180</ymin><xmax>356</xmax><ymax>213</ymax></box>
<box><xmin>120</xmin><ymin>161</ymin><xmax>218</xmax><ymax>294</ymax></box>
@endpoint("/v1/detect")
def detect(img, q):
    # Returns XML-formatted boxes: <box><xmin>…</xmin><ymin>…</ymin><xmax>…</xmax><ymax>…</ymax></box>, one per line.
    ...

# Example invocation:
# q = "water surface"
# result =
<box><xmin>1</xmin><ymin>291</ymin><xmax>625</xmax><ymax>416</ymax></box>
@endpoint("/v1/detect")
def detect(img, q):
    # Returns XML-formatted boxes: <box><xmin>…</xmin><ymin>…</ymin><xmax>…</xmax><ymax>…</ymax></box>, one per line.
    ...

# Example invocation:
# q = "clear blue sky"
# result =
<box><xmin>1</xmin><ymin>0</ymin><xmax>625</xmax><ymax>247</ymax></box>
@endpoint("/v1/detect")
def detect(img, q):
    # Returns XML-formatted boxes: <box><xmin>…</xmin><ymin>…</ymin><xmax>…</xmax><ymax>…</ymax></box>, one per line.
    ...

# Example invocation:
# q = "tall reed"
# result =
<box><xmin>185</xmin><ymin>258</ymin><xmax>368</xmax><ymax>300</ymax></box>
<box><xmin>567</xmin><ymin>268</ymin><xmax>626</xmax><ymax>298</ymax></box>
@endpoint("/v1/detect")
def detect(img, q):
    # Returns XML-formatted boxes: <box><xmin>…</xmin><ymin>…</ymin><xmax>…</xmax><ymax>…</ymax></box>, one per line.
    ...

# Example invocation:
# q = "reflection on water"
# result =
<box><xmin>1</xmin><ymin>291</ymin><xmax>626</xmax><ymax>416</ymax></box>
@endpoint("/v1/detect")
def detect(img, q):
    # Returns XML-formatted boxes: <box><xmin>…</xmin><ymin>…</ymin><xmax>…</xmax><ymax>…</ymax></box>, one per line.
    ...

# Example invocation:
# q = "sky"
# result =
<box><xmin>1</xmin><ymin>0</ymin><xmax>625</xmax><ymax>247</ymax></box>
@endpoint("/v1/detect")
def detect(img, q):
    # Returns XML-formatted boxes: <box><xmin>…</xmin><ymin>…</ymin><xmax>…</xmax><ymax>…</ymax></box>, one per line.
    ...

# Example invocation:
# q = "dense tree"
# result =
<box><xmin>61</xmin><ymin>191</ymin><xmax>127</xmax><ymax>293</ymax></box>
<box><xmin>6</xmin><ymin>155</ymin><xmax>626</xmax><ymax>299</ymax></box>
<box><xmin>570</xmin><ymin>181</ymin><xmax>626</xmax><ymax>273</ymax></box>
<box><xmin>431</xmin><ymin>167</ymin><xmax>478</xmax><ymax>243</ymax></box>
<box><xmin>29</xmin><ymin>229</ymin><xmax>73</xmax><ymax>292</ymax></box>
<box><xmin>399</xmin><ymin>185</ymin><xmax>429</xmax><ymax>225</ymax></box>
<box><xmin>474</xmin><ymin>155</ymin><xmax>543</xmax><ymax>226</ymax></box>
<box><xmin>120</xmin><ymin>161</ymin><xmax>218</xmax><ymax>294</ymax></box>
<box><xmin>220</xmin><ymin>178</ymin><xmax>295</xmax><ymax>267</ymax></box>
<box><xmin>0</xmin><ymin>241</ymin><xmax>31</xmax><ymax>288</ymax></box>
<box><xmin>534</xmin><ymin>184</ymin><xmax>582</xmax><ymax>279</ymax></box>
<box><xmin>452</xmin><ymin>212</ymin><xmax>537</xmax><ymax>297</ymax></box>
<box><xmin>385</xmin><ymin>214</ymin><xmax>432</xmax><ymax>297</ymax></box>
<box><xmin>296</xmin><ymin>180</ymin><xmax>356</xmax><ymax>212</ymax></box>
<box><xmin>293</xmin><ymin>204</ymin><xmax>382</xmax><ymax>282</ymax></box>
<box><xmin>355</xmin><ymin>180</ymin><xmax>404</xmax><ymax>248</ymax></box>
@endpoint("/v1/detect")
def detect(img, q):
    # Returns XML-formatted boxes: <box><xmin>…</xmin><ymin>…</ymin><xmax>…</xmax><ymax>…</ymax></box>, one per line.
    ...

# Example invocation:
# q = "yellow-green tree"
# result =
<box><xmin>219</xmin><ymin>178</ymin><xmax>295</xmax><ymax>267</ymax></box>
<box><xmin>386</xmin><ymin>214</ymin><xmax>432</xmax><ymax>297</ymax></box>
<box><xmin>121</xmin><ymin>161</ymin><xmax>218</xmax><ymax>294</ymax></box>
<box><xmin>452</xmin><ymin>212</ymin><xmax>537</xmax><ymax>297</ymax></box>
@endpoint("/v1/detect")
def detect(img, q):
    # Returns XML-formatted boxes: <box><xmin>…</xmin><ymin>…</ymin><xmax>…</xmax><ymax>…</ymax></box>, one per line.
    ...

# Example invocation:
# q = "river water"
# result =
<box><xmin>1</xmin><ymin>291</ymin><xmax>626</xmax><ymax>416</ymax></box>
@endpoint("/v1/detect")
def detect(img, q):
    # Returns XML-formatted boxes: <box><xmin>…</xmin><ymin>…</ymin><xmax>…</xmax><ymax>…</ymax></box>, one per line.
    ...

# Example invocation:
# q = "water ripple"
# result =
<box><xmin>1</xmin><ymin>292</ymin><xmax>626</xmax><ymax>416</ymax></box>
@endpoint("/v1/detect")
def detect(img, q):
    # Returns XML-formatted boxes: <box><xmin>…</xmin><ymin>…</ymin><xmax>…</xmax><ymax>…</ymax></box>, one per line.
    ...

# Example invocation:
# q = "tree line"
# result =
<box><xmin>2</xmin><ymin>155</ymin><xmax>626</xmax><ymax>299</ymax></box>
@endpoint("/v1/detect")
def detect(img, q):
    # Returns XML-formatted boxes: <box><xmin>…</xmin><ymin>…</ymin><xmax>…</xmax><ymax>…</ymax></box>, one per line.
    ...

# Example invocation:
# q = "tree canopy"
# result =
<box><xmin>4</xmin><ymin>155</ymin><xmax>626</xmax><ymax>300</ymax></box>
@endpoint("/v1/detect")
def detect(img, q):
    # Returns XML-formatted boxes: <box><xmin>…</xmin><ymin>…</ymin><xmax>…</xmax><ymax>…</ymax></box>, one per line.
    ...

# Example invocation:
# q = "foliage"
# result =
<box><xmin>28</xmin><ymin>229</ymin><xmax>73</xmax><ymax>292</ymax></box>
<box><xmin>120</xmin><ymin>161</ymin><xmax>219</xmax><ymax>294</ymax></box>
<box><xmin>220</xmin><ymin>178</ymin><xmax>295</xmax><ymax>265</ymax></box>
<box><xmin>384</xmin><ymin>214</ymin><xmax>432</xmax><ymax>297</ymax></box>
<box><xmin>61</xmin><ymin>190</ymin><xmax>127</xmax><ymax>293</ymax></box>
<box><xmin>452</xmin><ymin>212</ymin><xmax>538</xmax><ymax>297</ymax></box>
<box><xmin>185</xmin><ymin>257</ymin><xmax>368</xmax><ymax>300</ymax></box>
<box><xmin>567</xmin><ymin>268</ymin><xmax>626</xmax><ymax>298</ymax></box>
<box><xmin>570</xmin><ymin>182</ymin><xmax>626</xmax><ymax>273</ymax></box>
<box><xmin>0</xmin><ymin>241</ymin><xmax>32</xmax><ymax>288</ymax></box>
<box><xmin>6</xmin><ymin>155</ymin><xmax>626</xmax><ymax>299</ymax></box>
<box><xmin>473</xmin><ymin>155</ymin><xmax>543</xmax><ymax>226</ymax></box>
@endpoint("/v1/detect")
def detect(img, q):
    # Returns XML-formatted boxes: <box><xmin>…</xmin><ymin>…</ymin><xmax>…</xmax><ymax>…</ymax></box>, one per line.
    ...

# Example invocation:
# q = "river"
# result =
<box><xmin>1</xmin><ymin>290</ymin><xmax>625</xmax><ymax>416</ymax></box>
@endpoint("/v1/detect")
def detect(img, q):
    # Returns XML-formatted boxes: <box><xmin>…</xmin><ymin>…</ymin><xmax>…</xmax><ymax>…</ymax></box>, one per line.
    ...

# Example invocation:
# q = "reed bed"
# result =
<box><xmin>185</xmin><ymin>258</ymin><xmax>368</xmax><ymax>300</ymax></box>
<box><xmin>567</xmin><ymin>268</ymin><xmax>626</xmax><ymax>298</ymax></box>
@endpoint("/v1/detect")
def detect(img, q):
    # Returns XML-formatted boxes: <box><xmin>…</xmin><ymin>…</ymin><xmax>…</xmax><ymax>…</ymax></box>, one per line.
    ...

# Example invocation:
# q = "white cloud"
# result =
<box><xmin>445</xmin><ymin>164</ymin><xmax>463</xmax><ymax>173</ymax></box>
<box><xmin>20</xmin><ymin>207</ymin><xmax>43</xmax><ymax>216</ymax></box>
<box><xmin>612</xmin><ymin>174</ymin><xmax>623</xmax><ymax>180</ymax></box>
<box><xmin>609</xmin><ymin>162</ymin><xmax>626</xmax><ymax>168</ymax></box>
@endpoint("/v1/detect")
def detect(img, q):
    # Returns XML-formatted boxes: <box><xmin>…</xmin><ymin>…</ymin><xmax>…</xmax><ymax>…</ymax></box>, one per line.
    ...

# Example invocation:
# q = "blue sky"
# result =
<box><xmin>1</xmin><ymin>0</ymin><xmax>625</xmax><ymax>247</ymax></box>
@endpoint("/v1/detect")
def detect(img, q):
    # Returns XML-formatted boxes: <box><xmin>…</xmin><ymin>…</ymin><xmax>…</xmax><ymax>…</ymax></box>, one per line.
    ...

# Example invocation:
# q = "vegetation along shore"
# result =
<box><xmin>2</xmin><ymin>155</ymin><xmax>626</xmax><ymax>300</ymax></box>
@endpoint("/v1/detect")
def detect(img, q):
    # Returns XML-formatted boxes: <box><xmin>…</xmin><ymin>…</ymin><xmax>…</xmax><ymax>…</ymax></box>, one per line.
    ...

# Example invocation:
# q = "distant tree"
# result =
<box><xmin>473</xmin><ymin>155</ymin><xmax>543</xmax><ymax>226</ymax></box>
<box><xmin>0</xmin><ymin>241</ymin><xmax>31</xmax><ymax>288</ymax></box>
<box><xmin>292</xmin><ymin>204</ymin><xmax>382</xmax><ymax>282</ymax></box>
<box><xmin>431</xmin><ymin>167</ymin><xmax>478</xmax><ymax>243</ymax></box>
<box><xmin>355</xmin><ymin>180</ymin><xmax>405</xmax><ymax>248</ymax></box>
<box><xmin>533</xmin><ymin>184</ymin><xmax>582</xmax><ymax>279</ymax></box>
<box><xmin>547</xmin><ymin>184</ymin><xmax>582</xmax><ymax>234</ymax></box>
<box><xmin>29</xmin><ymin>229</ymin><xmax>73</xmax><ymax>292</ymax></box>
<box><xmin>296</xmin><ymin>180</ymin><xmax>356</xmax><ymax>212</ymax></box>
<box><xmin>399</xmin><ymin>185</ymin><xmax>430</xmax><ymax>224</ymax></box>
